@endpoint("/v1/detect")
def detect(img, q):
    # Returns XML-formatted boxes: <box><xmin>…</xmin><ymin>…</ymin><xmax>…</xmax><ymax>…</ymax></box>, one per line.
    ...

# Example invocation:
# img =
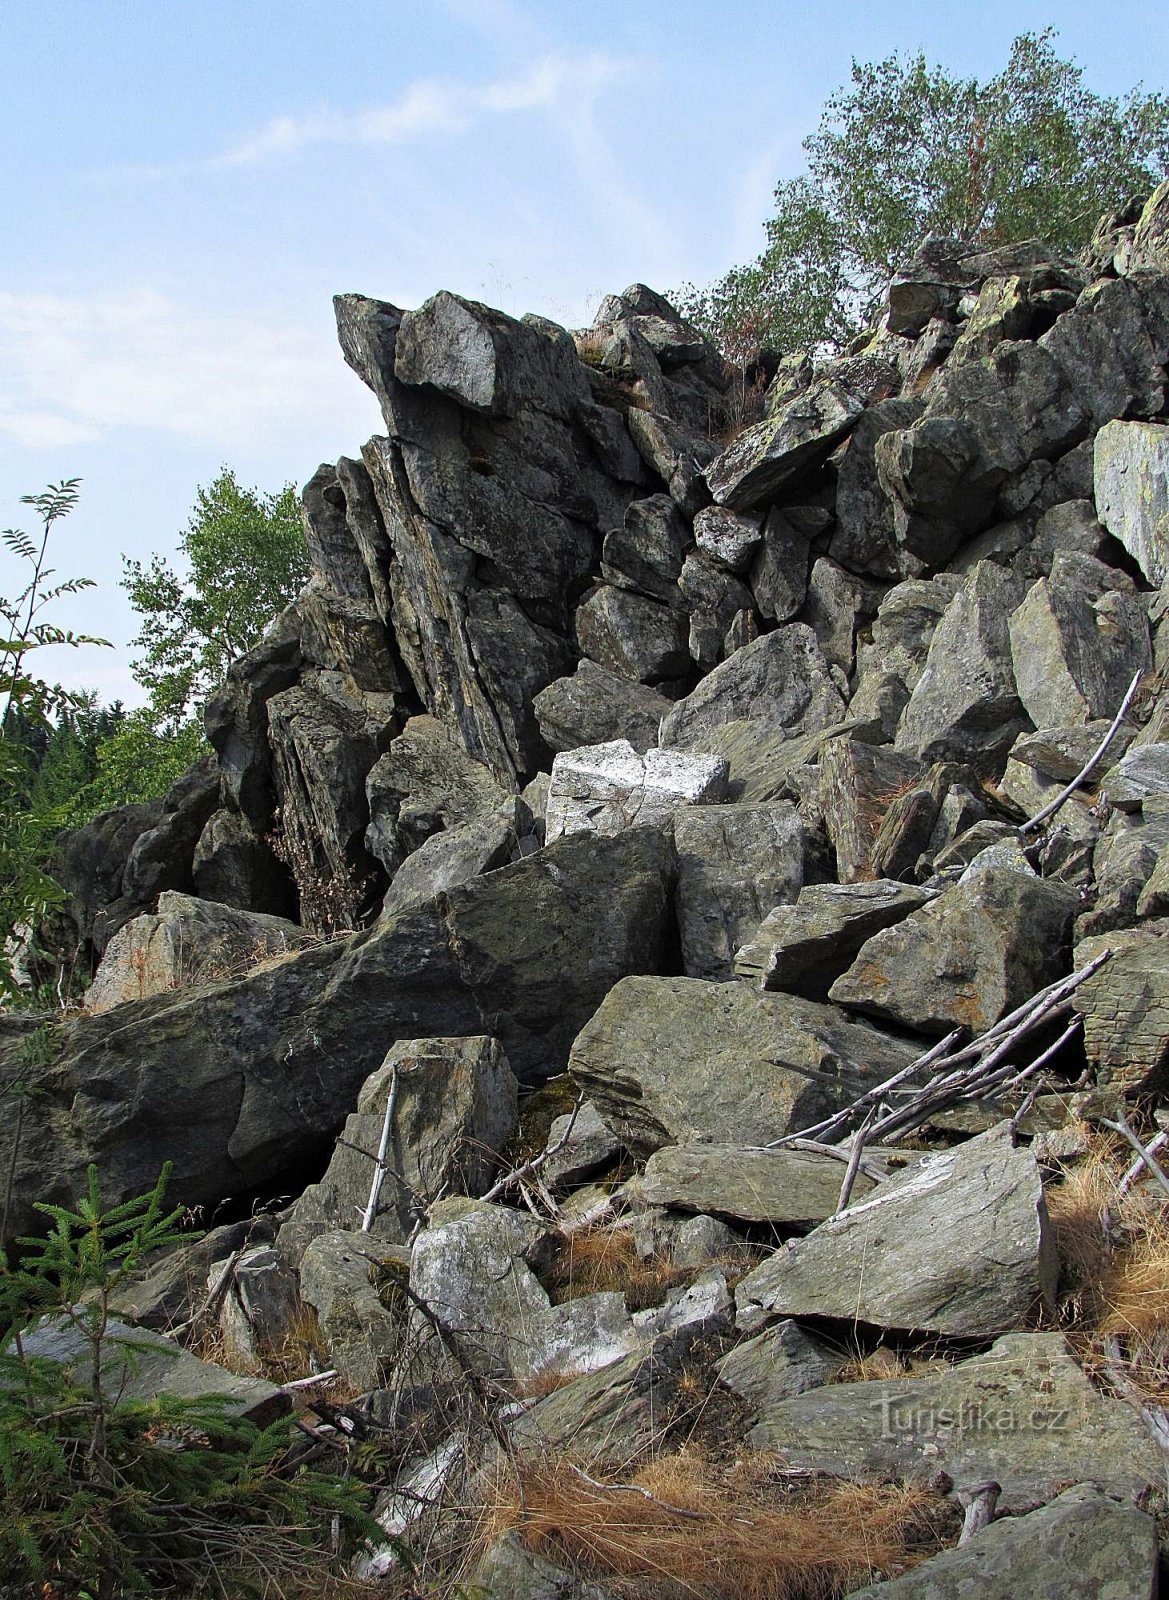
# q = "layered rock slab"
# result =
<box><xmin>735</xmin><ymin>1126</ymin><xmax>1056</xmax><ymax>1338</ymax></box>
<box><xmin>567</xmin><ymin>976</ymin><xmax>921</xmax><ymax>1156</ymax></box>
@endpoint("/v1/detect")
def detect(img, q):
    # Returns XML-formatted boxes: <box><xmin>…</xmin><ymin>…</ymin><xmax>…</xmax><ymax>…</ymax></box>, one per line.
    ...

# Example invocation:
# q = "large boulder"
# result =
<box><xmin>544</xmin><ymin>742</ymin><xmax>727</xmax><ymax>841</ymax></box>
<box><xmin>659</xmin><ymin>626</ymin><xmax>846</xmax><ymax>751</ymax></box>
<box><xmin>734</xmin><ymin>880</ymin><xmax>930</xmax><ymax>997</ymax></box>
<box><xmin>1094</xmin><ymin>419</ymin><xmax>1169</xmax><ymax>585</ymax></box>
<box><xmin>0</xmin><ymin>827</ymin><xmax>676</xmax><ymax>1244</ymax></box>
<box><xmin>705</xmin><ymin>377</ymin><xmax>864</xmax><ymax>510</ymax></box>
<box><xmin>567</xmin><ymin>975</ymin><xmax>920</xmax><ymax>1156</ymax></box>
<box><xmin>735</xmin><ymin>1126</ymin><xmax>1057</xmax><ymax>1339</ymax></box>
<box><xmin>672</xmin><ymin>802</ymin><xmax>804</xmax><ymax>979</ymax></box>
<box><xmin>533</xmin><ymin>661</ymin><xmax>669</xmax><ymax>755</ymax></box>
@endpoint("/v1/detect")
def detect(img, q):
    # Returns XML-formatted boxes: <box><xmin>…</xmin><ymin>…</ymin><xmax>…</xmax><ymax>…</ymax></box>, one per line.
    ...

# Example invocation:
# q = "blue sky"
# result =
<box><xmin>2</xmin><ymin>0</ymin><xmax>1165</xmax><ymax>707</ymax></box>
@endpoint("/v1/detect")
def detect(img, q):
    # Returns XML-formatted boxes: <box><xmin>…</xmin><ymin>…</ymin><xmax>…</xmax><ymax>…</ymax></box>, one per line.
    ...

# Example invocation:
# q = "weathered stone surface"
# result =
<box><xmin>1010</xmin><ymin>720</ymin><xmax>1137</xmax><ymax>783</ymax></box>
<box><xmin>118</xmin><ymin>759</ymin><xmax>221</xmax><ymax>909</ymax></box>
<box><xmin>409</xmin><ymin>1199</ymin><xmax>638</xmax><ymax>1384</ymax></box>
<box><xmin>672</xmin><ymin>802</ymin><xmax>804</xmax><ymax>979</ymax></box>
<box><xmin>217</xmin><ymin>1244</ymin><xmax>300</xmax><ymax>1367</ymax></box>
<box><xmin>1078</xmin><ymin>802</ymin><xmax>1169</xmax><ymax>936</ymax></box>
<box><xmin>735</xmin><ymin>881</ymin><xmax>930</xmax><ymax>997</ymax></box>
<box><xmin>1104</xmin><ymin>744</ymin><xmax>1169</xmax><ymax>811</ymax></box>
<box><xmin>266</xmin><ymin>683</ymin><xmax>388</xmax><ymax>930</ymax></box>
<box><xmin>678</xmin><ymin>552</ymin><xmax>756</xmax><ymax>669</ymax></box>
<box><xmin>737</xmin><ymin>1127</ymin><xmax>1056</xmax><ymax>1338</ymax></box>
<box><xmin>379</xmin><ymin>801</ymin><xmax>521</xmax><ymax>916</ymax></box>
<box><xmin>511</xmin><ymin>1337</ymin><xmax>691</xmax><ymax>1463</ymax></box>
<box><xmin>637</xmin><ymin>1143</ymin><xmax>878</xmax><ymax>1226</ymax></box>
<box><xmin>1130</xmin><ymin>178</ymin><xmax>1169</xmax><ymax>271</ymax></box>
<box><xmin>470</xmin><ymin>1535</ymin><xmax>617</xmax><ymax>1600</ymax></box>
<box><xmin>717</xmin><ymin>1319</ymin><xmax>845</xmax><ymax>1417</ymax></box>
<box><xmin>601</xmin><ymin>494</ymin><xmax>690</xmax><ymax>603</ymax></box>
<box><xmin>280</xmin><ymin>1036</ymin><xmax>518</xmax><ymax>1259</ymax></box>
<box><xmin>575</xmin><ymin>584</ymin><xmax>691</xmax><ymax>684</ymax></box>
<box><xmin>203</xmin><ymin>615</ymin><xmax>303</xmax><ymax>831</ymax></box>
<box><xmin>545</xmin><ymin>741</ymin><xmax>727</xmax><ymax>841</ymax></box>
<box><xmin>802</xmin><ymin>557</ymin><xmax>874</xmax><ymax>676</ymax></box>
<box><xmin>0</xmin><ymin>828</ymin><xmax>675</xmax><ymax>1244</ymax></box>
<box><xmin>748</xmin><ymin>507</ymin><xmax>818</xmax><ymax>622</ymax></box>
<box><xmin>299</xmin><ymin>1230</ymin><xmax>409</xmax><ymax>1390</ymax></box>
<box><xmin>55</xmin><ymin>800</ymin><xmax>168</xmax><ymax>957</ymax></box>
<box><xmin>533</xmin><ymin>660</ymin><xmax>668</xmax><ymax>755</ymax></box>
<box><xmin>830</xmin><ymin>397</ymin><xmax>924</xmax><ymax>579</ymax></box>
<box><xmin>878</xmin><ymin>342</ymin><xmax>1089</xmax><ymax>566</ymax></box>
<box><xmin>706</xmin><ymin>377</ymin><xmax>864</xmax><ymax>510</ymax></box>
<box><xmin>660</xmin><ymin>626</ymin><xmax>846</xmax><ymax>751</ymax></box>
<box><xmin>19</xmin><ymin>1315</ymin><xmax>286</xmax><ymax>1426</ymax></box>
<box><xmin>568</xmin><ymin>975</ymin><xmax>920</xmax><ymax>1156</ymax></box>
<box><xmin>84</xmin><ymin>892</ymin><xmax>312</xmax><ymax>1014</ymax></box>
<box><xmin>693</xmin><ymin>504</ymin><xmax>763</xmax><ymax>572</ymax></box>
<box><xmin>542</xmin><ymin>1101</ymin><xmax>623</xmax><ymax>1190</ymax></box>
<box><xmin>365</xmin><ymin>714</ymin><xmax>510</xmax><ymax>874</ymax></box>
<box><xmin>1008</xmin><ymin>554</ymin><xmax>1150</xmax><ymax>730</ymax></box>
<box><xmin>896</xmin><ymin>563</ymin><xmax>1029</xmax><ymax>765</ymax></box>
<box><xmin>1039</xmin><ymin>275</ymin><xmax>1166</xmax><ymax>428</ymax></box>
<box><xmin>192</xmin><ymin>808</ymin><xmax>293</xmax><ymax>917</ymax></box>
<box><xmin>818</xmin><ymin>738</ymin><xmax>924</xmax><ymax>883</ymax></box>
<box><xmin>860</xmin><ymin>575</ymin><xmax>961</xmax><ymax>694</ymax></box>
<box><xmin>1074</xmin><ymin>921</ymin><xmax>1169</xmax><ymax>1093</ymax></box>
<box><xmin>830</xmin><ymin>865</ymin><xmax>1077</xmax><ymax>1037</ymax></box>
<box><xmin>749</xmin><ymin>1331</ymin><xmax>1163</xmax><ymax>1513</ymax></box>
<box><xmin>845</xmin><ymin>1483</ymin><xmax>1158</xmax><ymax>1600</ymax></box>
<box><xmin>1094</xmin><ymin>419</ymin><xmax>1169</xmax><ymax>585</ymax></box>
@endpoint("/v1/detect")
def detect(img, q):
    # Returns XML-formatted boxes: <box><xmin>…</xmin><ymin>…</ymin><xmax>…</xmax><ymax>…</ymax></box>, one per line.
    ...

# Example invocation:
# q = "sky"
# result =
<box><xmin>2</xmin><ymin>0</ymin><xmax>1166</xmax><ymax>708</ymax></box>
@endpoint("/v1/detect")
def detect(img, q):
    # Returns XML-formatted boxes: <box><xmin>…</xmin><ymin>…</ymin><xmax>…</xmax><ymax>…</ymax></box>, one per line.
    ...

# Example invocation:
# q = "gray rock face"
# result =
<box><xmin>279</xmin><ymin>1036</ymin><xmax>518</xmax><ymax>1260</ymax></box>
<box><xmin>818</xmin><ymin>739</ymin><xmax>924</xmax><ymax>884</ymax></box>
<box><xmin>601</xmin><ymin>493</ymin><xmax>691</xmax><ymax>603</ymax></box>
<box><xmin>544</xmin><ymin>741</ymin><xmax>727</xmax><ymax>841</ymax></box>
<box><xmin>1104</xmin><ymin>744</ymin><xmax>1169</xmax><ymax>811</ymax></box>
<box><xmin>567</xmin><ymin>975</ymin><xmax>920</xmax><ymax>1156</ymax></box>
<box><xmin>737</xmin><ymin>1127</ymin><xmax>1056</xmax><ymax>1337</ymax></box>
<box><xmin>533</xmin><ymin>660</ymin><xmax>668</xmax><ymax>755</ymax></box>
<box><xmin>574</xmin><ymin>585</ymin><xmax>691</xmax><ymax>684</ymax></box>
<box><xmin>748</xmin><ymin>507</ymin><xmax>816</xmax><ymax>622</ymax></box>
<box><xmin>511</xmin><ymin>1336</ymin><xmax>692</xmax><ymax>1463</ymax></box>
<box><xmin>1094</xmin><ymin>419</ymin><xmax>1169</xmax><ymax>585</ymax></box>
<box><xmin>1074</xmin><ymin>921</ymin><xmax>1169</xmax><ymax>1093</ymax></box>
<box><xmin>717</xmin><ymin>1319</ymin><xmax>845</xmax><ymax>1419</ymax></box>
<box><xmin>379</xmin><ymin>801</ymin><xmax>521</xmax><ymax>916</ymax></box>
<box><xmin>365</xmin><ymin>714</ymin><xmax>510</xmax><ymax>875</ymax></box>
<box><xmin>749</xmin><ymin>1331</ymin><xmax>1163</xmax><ymax>1513</ymax></box>
<box><xmin>693</xmin><ymin>504</ymin><xmax>763</xmax><ymax>572</ymax></box>
<box><xmin>1008</xmin><ymin>554</ymin><xmax>1150</xmax><ymax>730</ymax></box>
<box><xmin>846</xmin><ymin>1484</ymin><xmax>1157</xmax><ymax>1600</ymax></box>
<box><xmin>830</xmin><ymin>865</ymin><xmax>1078</xmax><ymax>1037</ymax></box>
<box><xmin>672</xmin><ymin>802</ymin><xmax>804</xmax><ymax>979</ymax></box>
<box><xmin>660</xmin><ymin>625</ymin><xmax>846</xmax><ymax>751</ymax></box>
<box><xmin>896</xmin><ymin>563</ymin><xmax>1029</xmax><ymax>765</ymax></box>
<box><xmin>706</xmin><ymin>377</ymin><xmax>864</xmax><ymax>510</ymax></box>
<box><xmin>84</xmin><ymin>892</ymin><xmax>313</xmax><ymax>1014</ymax></box>
<box><xmin>298</xmin><ymin>1230</ymin><xmax>409</xmax><ymax>1390</ymax></box>
<box><xmin>830</xmin><ymin>397</ymin><xmax>924</xmax><ymax>578</ymax></box>
<box><xmin>735</xmin><ymin>881</ymin><xmax>931</xmax><ymax>998</ymax></box>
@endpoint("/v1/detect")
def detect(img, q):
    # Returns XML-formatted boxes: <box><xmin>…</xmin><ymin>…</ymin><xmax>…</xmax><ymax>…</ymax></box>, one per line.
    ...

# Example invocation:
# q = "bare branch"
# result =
<box><xmin>1019</xmin><ymin>669</ymin><xmax>1142</xmax><ymax>835</ymax></box>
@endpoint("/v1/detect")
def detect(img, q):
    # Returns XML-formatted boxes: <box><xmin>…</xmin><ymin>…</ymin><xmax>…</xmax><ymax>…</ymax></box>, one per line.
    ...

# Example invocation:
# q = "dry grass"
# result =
<box><xmin>544</xmin><ymin>1224</ymin><xmax>693</xmax><ymax>1311</ymax></box>
<box><xmin>479</xmin><ymin>1446</ymin><xmax>943</xmax><ymax>1600</ymax></box>
<box><xmin>1045</xmin><ymin>1127</ymin><xmax>1169</xmax><ymax>1398</ymax></box>
<box><xmin>574</xmin><ymin>328</ymin><xmax>610</xmax><ymax>367</ymax></box>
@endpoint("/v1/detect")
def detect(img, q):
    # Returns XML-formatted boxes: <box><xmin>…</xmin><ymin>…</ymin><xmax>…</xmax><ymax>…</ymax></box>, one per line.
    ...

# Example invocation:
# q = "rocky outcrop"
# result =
<box><xmin>24</xmin><ymin>195</ymin><xmax>1169</xmax><ymax>1596</ymax></box>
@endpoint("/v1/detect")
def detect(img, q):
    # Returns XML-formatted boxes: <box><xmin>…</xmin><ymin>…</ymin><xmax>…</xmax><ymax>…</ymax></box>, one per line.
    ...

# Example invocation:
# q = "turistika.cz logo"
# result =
<box><xmin>874</xmin><ymin>1395</ymin><xmax>1073</xmax><ymax>1441</ymax></box>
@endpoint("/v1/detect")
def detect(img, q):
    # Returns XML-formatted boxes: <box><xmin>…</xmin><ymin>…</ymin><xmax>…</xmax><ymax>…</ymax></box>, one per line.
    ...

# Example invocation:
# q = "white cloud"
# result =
<box><xmin>217</xmin><ymin>53</ymin><xmax>628</xmax><ymax>168</ymax></box>
<box><xmin>0</xmin><ymin>288</ymin><xmax>381</xmax><ymax>456</ymax></box>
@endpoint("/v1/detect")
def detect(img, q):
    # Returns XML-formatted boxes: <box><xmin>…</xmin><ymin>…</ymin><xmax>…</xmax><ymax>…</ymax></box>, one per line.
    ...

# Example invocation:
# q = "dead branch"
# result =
<box><xmin>362</xmin><ymin>1060</ymin><xmax>402</xmax><ymax>1233</ymax></box>
<box><xmin>480</xmin><ymin>1091</ymin><xmax>586</xmax><ymax>1204</ymax></box>
<box><xmin>1097</xmin><ymin>1113</ymin><xmax>1169</xmax><ymax>1203</ymax></box>
<box><xmin>566</xmin><ymin>1462</ymin><xmax>711</xmax><ymax>1521</ymax></box>
<box><xmin>1019</xmin><ymin>669</ymin><xmax>1142</xmax><ymax>835</ymax></box>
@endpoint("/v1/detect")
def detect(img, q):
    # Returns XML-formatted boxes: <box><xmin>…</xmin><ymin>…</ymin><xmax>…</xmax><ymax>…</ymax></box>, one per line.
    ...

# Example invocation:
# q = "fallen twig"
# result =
<box><xmin>567</xmin><ymin>1463</ymin><xmax>710</xmax><ymax>1521</ymax></box>
<box><xmin>1120</xmin><ymin>1129</ymin><xmax>1169</xmax><ymax>1197</ymax></box>
<box><xmin>834</xmin><ymin>1109</ymin><xmax>876</xmax><ymax>1214</ymax></box>
<box><xmin>1097</xmin><ymin>1113</ymin><xmax>1169</xmax><ymax>1203</ymax></box>
<box><xmin>170</xmin><ymin>1246</ymin><xmax>244</xmax><ymax>1341</ymax></box>
<box><xmin>362</xmin><ymin>1060</ymin><xmax>402</xmax><ymax>1233</ymax></box>
<box><xmin>481</xmin><ymin>1091</ymin><xmax>586</xmax><ymax>1204</ymax></box>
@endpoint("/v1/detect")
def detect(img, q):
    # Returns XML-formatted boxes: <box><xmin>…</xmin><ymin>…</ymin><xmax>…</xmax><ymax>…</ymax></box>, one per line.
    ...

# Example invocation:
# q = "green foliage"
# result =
<box><xmin>0</xmin><ymin>1163</ymin><xmax>381</xmax><ymax>1598</ymax></box>
<box><xmin>0</xmin><ymin>483</ymin><xmax>110</xmax><ymax>1001</ymax></box>
<box><xmin>79</xmin><ymin>709</ymin><xmax>207</xmax><ymax>816</ymax></box>
<box><xmin>121</xmin><ymin>468</ymin><xmax>309</xmax><ymax>734</ymax></box>
<box><xmin>681</xmin><ymin>30</ymin><xmax>1169</xmax><ymax>355</ymax></box>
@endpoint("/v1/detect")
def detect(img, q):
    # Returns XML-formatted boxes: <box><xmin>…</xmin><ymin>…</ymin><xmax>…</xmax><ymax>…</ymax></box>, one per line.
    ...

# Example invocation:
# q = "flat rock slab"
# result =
<box><xmin>844</xmin><ymin>1483</ymin><xmax>1157</xmax><ymax>1600</ymax></box>
<box><xmin>735</xmin><ymin>1126</ymin><xmax>1056</xmax><ymax>1339</ymax></box>
<box><xmin>1074</xmin><ymin>921</ymin><xmax>1169</xmax><ymax>1094</ymax></box>
<box><xmin>545</xmin><ymin>740</ymin><xmax>727</xmax><ymax>841</ymax></box>
<box><xmin>750</xmin><ymin>1332</ymin><xmax>1163</xmax><ymax>1514</ymax></box>
<box><xmin>1104</xmin><ymin>744</ymin><xmax>1169</xmax><ymax>811</ymax></box>
<box><xmin>705</xmin><ymin>376</ymin><xmax>863</xmax><ymax>510</ymax></box>
<box><xmin>19</xmin><ymin>1316</ymin><xmax>287</xmax><ymax>1426</ymax></box>
<box><xmin>735</xmin><ymin>881</ymin><xmax>930</xmax><ymax>996</ymax></box>
<box><xmin>533</xmin><ymin>660</ymin><xmax>669</xmax><ymax>755</ymax></box>
<box><xmin>568</xmin><ymin>975</ymin><xmax>921</xmax><ymax>1156</ymax></box>
<box><xmin>510</xmin><ymin>1337</ymin><xmax>691</xmax><ymax>1465</ymax></box>
<box><xmin>638</xmin><ymin>1143</ymin><xmax>878</xmax><ymax>1227</ymax></box>
<box><xmin>829</xmin><ymin>865</ymin><xmax>1078</xmax><ymax>1038</ymax></box>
